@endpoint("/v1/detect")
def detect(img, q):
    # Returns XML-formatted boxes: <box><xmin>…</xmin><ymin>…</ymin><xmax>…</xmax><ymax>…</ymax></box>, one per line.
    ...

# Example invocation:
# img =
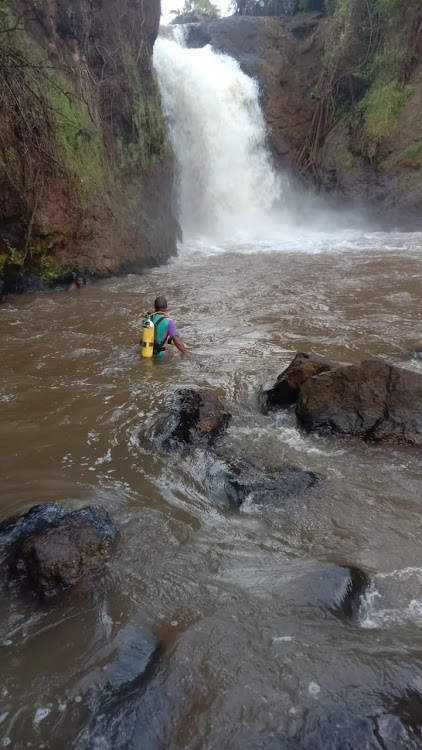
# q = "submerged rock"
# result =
<box><xmin>282</xmin><ymin>563</ymin><xmax>369</xmax><ymax>621</ymax></box>
<box><xmin>5</xmin><ymin>505</ymin><xmax>117</xmax><ymax>597</ymax></box>
<box><xmin>296</xmin><ymin>359</ymin><xmax>422</xmax><ymax>445</ymax></box>
<box><xmin>73</xmin><ymin>621</ymin><xmax>159</xmax><ymax>749</ymax></box>
<box><xmin>102</xmin><ymin>623</ymin><xmax>158</xmax><ymax>690</ymax></box>
<box><xmin>263</xmin><ymin>352</ymin><xmax>335</xmax><ymax>411</ymax></box>
<box><xmin>208</xmin><ymin>456</ymin><xmax>321</xmax><ymax>508</ymax></box>
<box><xmin>293</xmin><ymin>700</ymin><xmax>422</xmax><ymax>750</ymax></box>
<box><xmin>162</xmin><ymin>388</ymin><xmax>231</xmax><ymax>449</ymax></box>
<box><xmin>295</xmin><ymin>707</ymin><xmax>417</xmax><ymax>750</ymax></box>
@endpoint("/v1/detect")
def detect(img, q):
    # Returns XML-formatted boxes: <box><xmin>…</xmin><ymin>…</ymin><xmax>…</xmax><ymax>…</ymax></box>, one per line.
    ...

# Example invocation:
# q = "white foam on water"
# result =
<box><xmin>360</xmin><ymin>572</ymin><xmax>422</xmax><ymax>629</ymax></box>
<box><xmin>377</xmin><ymin>566</ymin><xmax>422</xmax><ymax>580</ymax></box>
<box><xmin>33</xmin><ymin>708</ymin><xmax>51</xmax><ymax>728</ymax></box>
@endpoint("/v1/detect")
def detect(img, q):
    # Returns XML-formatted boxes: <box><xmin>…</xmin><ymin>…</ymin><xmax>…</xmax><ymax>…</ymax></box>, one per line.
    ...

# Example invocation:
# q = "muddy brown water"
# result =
<box><xmin>1</xmin><ymin>232</ymin><xmax>422</xmax><ymax>748</ymax></box>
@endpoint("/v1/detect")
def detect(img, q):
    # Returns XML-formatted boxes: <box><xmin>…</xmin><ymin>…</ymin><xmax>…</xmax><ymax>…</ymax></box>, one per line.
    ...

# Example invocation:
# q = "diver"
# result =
<box><xmin>67</xmin><ymin>273</ymin><xmax>85</xmax><ymax>292</ymax></box>
<box><xmin>141</xmin><ymin>296</ymin><xmax>188</xmax><ymax>357</ymax></box>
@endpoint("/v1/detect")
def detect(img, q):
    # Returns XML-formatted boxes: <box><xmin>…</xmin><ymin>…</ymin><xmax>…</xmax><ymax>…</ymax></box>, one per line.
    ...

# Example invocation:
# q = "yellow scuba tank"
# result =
<box><xmin>141</xmin><ymin>314</ymin><xmax>155</xmax><ymax>358</ymax></box>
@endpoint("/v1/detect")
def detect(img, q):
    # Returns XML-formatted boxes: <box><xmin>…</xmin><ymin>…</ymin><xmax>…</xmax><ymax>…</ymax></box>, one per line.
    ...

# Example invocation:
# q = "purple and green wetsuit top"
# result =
<box><xmin>152</xmin><ymin>313</ymin><xmax>178</xmax><ymax>357</ymax></box>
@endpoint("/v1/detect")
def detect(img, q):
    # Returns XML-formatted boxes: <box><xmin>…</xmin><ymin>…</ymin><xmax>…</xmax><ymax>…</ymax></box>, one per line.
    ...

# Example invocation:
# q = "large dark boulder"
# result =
<box><xmin>282</xmin><ymin>563</ymin><xmax>370</xmax><ymax>621</ymax></box>
<box><xmin>162</xmin><ymin>388</ymin><xmax>231</xmax><ymax>449</ymax></box>
<box><xmin>296</xmin><ymin>359</ymin><xmax>422</xmax><ymax>445</ymax></box>
<box><xmin>208</xmin><ymin>456</ymin><xmax>321</xmax><ymax>508</ymax></box>
<box><xmin>263</xmin><ymin>352</ymin><xmax>335</xmax><ymax>411</ymax></box>
<box><xmin>5</xmin><ymin>505</ymin><xmax>117</xmax><ymax>597</ymax></box>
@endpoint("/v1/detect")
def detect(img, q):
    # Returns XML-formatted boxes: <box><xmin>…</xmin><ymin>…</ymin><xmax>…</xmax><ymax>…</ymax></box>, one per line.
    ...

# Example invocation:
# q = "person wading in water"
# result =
<box><xmin>67</xmin><ymin>274</ymin><xmax>85</xmax><ymax>291</ymax></box>
<box><xmin>151</xmin><ymin>295</ymin><xmax>188</xmax><ymax>357</ymax></box>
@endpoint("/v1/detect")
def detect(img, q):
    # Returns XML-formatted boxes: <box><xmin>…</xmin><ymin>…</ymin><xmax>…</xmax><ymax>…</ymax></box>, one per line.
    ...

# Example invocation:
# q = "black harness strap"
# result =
<box><xmin>152</xmin><ymin>314</ymin><xmax>169</xmax><ymax>355</ymax></box>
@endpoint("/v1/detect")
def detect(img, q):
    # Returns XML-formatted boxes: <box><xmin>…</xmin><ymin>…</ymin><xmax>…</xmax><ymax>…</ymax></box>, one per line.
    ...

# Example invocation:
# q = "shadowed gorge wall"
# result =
<box><xmin>0</xmin><ymin>0</ymin><xmax>179</xmax><ymax>295</ymax></box>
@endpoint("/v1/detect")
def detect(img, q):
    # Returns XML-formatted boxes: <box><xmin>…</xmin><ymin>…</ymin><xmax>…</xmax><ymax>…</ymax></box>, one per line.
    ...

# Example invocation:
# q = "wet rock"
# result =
<box><xmin>294</xmin><ymin>705</ymin><xmax>420</xmax><ymax>750</ymax></box>
<box><xmin>75</xmin><ymin>621</ymin><xmax>158</xmax><ymax>694</ymax></box>
<box><xmin>263</xmin><ymin>352</ymin><xmax>335</xmax><ymax>411</ymax></box>
<box><xmin>283</xmin><ymin>563</ymin><xmax>370</xmax><ymax>620</ymax></box>
<box><xmin>73</xmin><ymin>622</ymin><xmax>159</xmax><ymax>749</ymax></box>
<box><xmin>162</xmin><ymin>388</ymin><xmax>231</xmax><ymax>449</ymax></box>
<box><xmin>296</xmin><ymin>708</ymin><xmax>388</xmax><ymax>750</ymax></box>
<box><xmin>209</xmin><ymin>456</ymin><xmax>321</xmax><ymax>508</ymax></box>
<box><xmin>0</xmin><ymin>503</ymin><xmax>67</xmax><ymax>549</ymax></box>
<box><xmin>297</xmin><ymin>359</ymin><xmax>422</xmax><ymax>445</ymax></box>
<box><xmin>11</xmin><ymin>505</ymin><xmax>117</xmax><ymax>597</ymax></box>
<box><xmin>391</xmin><ymin>690</ymin><xmax>422</xmax><ymax>744</ymax></box>
<box><xmin>375</xmin><ymin>712</ymin><xmax>419</xmax><ymax>750</ymax></box>
<box><xmin>102</xmin><ymin>623</ymin><xmax>158</xmax><ymax>690</ymax></box>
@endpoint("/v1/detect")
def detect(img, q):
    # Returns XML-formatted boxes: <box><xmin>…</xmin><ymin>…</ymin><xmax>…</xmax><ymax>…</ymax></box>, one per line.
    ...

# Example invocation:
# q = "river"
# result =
<box><xmin>1</xmin><ymin>26</ymin><xmax>422</xmax><ymax>750</ymax></box>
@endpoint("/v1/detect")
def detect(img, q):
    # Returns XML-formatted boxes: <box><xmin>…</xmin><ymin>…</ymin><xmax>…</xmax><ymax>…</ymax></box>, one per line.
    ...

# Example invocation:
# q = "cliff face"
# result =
<box><xmin>184</xmin><ymin>8</ymin><xmax>422</xmax><ymax>228</ymax></box>
<box><xmin>0</xmin><ymin>0</ymin><xmax>179</xmax><ymax>296</ymax></box>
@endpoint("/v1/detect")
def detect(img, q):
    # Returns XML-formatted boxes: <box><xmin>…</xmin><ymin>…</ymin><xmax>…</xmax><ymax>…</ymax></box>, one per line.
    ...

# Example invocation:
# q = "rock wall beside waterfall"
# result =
<box><xmin>182</xmin><ymin>13</ymin><xmax>422</xmax><ymax>228</ymax></box>
<box><xmin>0</xmin><ymin>0</ymin><xmax>179</xmax><ymax>296</ymax></box>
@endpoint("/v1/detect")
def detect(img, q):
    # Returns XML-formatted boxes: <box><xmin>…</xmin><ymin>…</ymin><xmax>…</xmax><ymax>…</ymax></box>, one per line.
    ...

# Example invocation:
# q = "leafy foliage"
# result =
<box><xmin>359</xmin><ymin>81</ymin><xmax>412</xmax><ymax>142</ymax></box>
<box><xmin>297</xmin><ymin>0</ymin><xmax>420</xmax><ymax>170</ymax></box>
<box><xmin>180</xmin><ymin>0</ymin><xmax>221</xmax><ymax>17</ymax></box>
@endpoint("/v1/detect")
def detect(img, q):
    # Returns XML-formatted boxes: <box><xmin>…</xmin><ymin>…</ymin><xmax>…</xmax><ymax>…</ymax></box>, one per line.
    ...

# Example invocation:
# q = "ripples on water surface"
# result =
<box><xmin>0</xmin><ymin>231</ymin><xmax>422</xmax><ymax>748</ymax></box>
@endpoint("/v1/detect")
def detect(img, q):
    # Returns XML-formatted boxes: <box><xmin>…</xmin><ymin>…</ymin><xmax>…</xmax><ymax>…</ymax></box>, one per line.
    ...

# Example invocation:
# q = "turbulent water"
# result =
<box><xmin>1</xmin><ymin>29</ymin><xmax>422</xmax><ymax>750</ymax></box>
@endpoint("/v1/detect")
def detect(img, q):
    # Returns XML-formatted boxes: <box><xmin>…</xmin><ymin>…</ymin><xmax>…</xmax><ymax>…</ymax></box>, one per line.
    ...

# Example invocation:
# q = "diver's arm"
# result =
<box><xmin>173</xmin><ymin>335</ymin><xmax>188</xmax><ymax>354</ymax></box>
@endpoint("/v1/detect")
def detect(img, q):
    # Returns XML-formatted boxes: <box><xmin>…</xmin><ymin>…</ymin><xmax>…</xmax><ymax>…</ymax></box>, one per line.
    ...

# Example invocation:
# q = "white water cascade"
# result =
<box><xmin>153</xmin><ymin>30</ymin><xmax>282</xmax><ymax>240</ymax></box>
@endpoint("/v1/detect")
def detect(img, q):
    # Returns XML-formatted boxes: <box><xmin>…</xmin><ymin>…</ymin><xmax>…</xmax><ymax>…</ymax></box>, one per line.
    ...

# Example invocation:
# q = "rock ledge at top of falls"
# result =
<box><xmin>1</xmin><ymin>504</ymin><xmax>117</xmax><ymax>597</ymax></box>
<box><xmin>296</xmin><ymin>359</ymin><xmax>422</xmax><ymax>446</ymax></box>
<box><xmin>160</xmin><ymin>388</ymin><xmax>232</xmax><ymax>449</ymax></box>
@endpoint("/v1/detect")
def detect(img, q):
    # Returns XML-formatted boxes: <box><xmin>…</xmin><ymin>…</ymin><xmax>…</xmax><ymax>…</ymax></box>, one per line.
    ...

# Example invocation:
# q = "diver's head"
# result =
<box><xmin>154</xmin><ymin>295</ymin><xmax>167</xmax><ymax>311</ymax></box>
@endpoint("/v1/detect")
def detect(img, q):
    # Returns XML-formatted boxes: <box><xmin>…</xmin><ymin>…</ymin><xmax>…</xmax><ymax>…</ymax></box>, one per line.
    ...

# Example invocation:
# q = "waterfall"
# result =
<box><xmin>153</xmin><ymin>31</ymin><xmax>281</xmax><ymax>240</ymax></box>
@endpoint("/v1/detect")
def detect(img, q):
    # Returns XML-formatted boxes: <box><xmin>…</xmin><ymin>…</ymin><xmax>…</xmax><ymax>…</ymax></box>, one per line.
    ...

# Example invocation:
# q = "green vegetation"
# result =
<box><xmin>359</xmin><ymin>81</ymin><xmax>412</xmax><ymax>142</ymax></box>
<box><xmin>298</xmin><ymin>0</ymin><xmax>419</xmax><ymax>170</ymax></box>
<box><xmin>120</xmin><ymin>45</ymin><xmax>170</xmax><ymax>171</ymax></box>
<box><xmin>400</xmin><ymin>141</ymin><xmax>422</xmax><ymax>168</ymax></box>
<box><xmin>48</xmin><ymin>75</ymin><xmax>105</xmax><ymax>205</ymax></box>
<box><xmin>172</xmin><ymin>0</ymin><xmax>221</xmax><ymax>18</ymax></box>
<box><xmin>336</xmin><ymin>144</ymin><xmax>355</xmax><ymax>169</ymax></box>
<box><xmin>0</xmin><ymin>238</ymin><xmax>24</xmax><ymax>274</ymax></box>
